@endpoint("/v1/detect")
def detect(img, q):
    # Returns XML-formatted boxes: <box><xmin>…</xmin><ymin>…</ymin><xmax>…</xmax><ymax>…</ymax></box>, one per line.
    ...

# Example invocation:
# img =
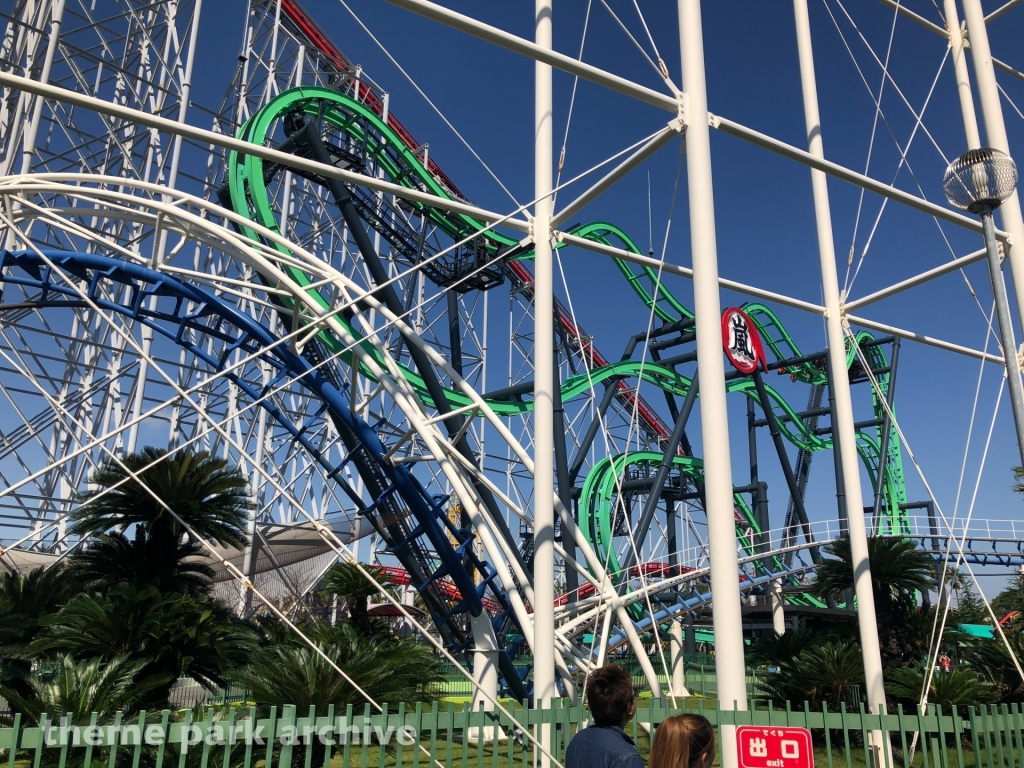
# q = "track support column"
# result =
<box><xmin>670</xmin><ymin>618</ymin><xmax>689</xmax><ymax>701</ymax></box>
<box><xmin>469</xmin><ymin>611</ymin><xmax>500</xmax><ymax>741</ymax></box>
<box><xmin>770</xmin><ymin>578</ymin><xmax>786</xmax><ymax>636</ymax></box>
<box><xmin>532</xmin><ymin>0</ymin><xmax>557</xmax><ymax>747</ymax></box>
<box><xmin>677</xmin><ymin>2</ymin><xmax>749</xmax><ymax>762</ymax></box>
<box><xmin>793</xmin><ymin>2</ymin><xmax>888</xmax><ymax>763</ymax></box>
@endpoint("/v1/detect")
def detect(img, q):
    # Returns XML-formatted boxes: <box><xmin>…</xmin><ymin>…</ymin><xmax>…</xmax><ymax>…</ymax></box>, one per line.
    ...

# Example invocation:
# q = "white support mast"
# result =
<box><xmin>792</xmin><ymin>4</ymin><xmax>888</xmax><ymax>764</ymax></box>
<box><xmin>532</xmin><ymin>0</ymin><xmax>558</xmax><ymax>723</ymax></box>
<box><xmin>677</xmin><ymin>5</ymin><xmax>748</xmax><ymax>768</ymax></box>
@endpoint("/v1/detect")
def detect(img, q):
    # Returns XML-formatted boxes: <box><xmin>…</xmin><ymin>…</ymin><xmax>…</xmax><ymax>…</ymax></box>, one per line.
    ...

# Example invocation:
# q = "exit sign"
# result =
<box><xmin>737</xmin><ymin>726</ymin><xmax>813</xmax><ymax>768</ymax></box>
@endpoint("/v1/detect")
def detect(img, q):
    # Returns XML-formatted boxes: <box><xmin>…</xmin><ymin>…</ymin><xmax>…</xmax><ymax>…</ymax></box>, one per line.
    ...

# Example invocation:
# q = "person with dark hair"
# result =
<box><xmin>565</xmin><ymin>665</ymin><xmax>643</xmax><ymax>768</ymax></box>
<box><xmin>649</xmin><ymin>713</ymin><xmax>716</xmax><ymax>768</ymax></box>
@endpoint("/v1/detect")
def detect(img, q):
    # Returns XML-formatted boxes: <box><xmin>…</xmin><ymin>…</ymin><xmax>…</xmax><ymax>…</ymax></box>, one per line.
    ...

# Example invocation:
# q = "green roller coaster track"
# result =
<box><xmin>224</xmin><ymin>86</ymin><xmax>908</xmax><ymax>593</ymax></box>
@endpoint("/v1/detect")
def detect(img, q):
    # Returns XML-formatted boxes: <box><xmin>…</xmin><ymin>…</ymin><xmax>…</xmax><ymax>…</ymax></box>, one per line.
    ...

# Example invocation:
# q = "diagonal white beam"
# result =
<box><xmin>844</xmin><ymin>248</ymin><xmax>987</xmax><ymax>311</ymax></box>
<box><xmin>0</xmin><ymin>71</ymin><xmax>532</xmax><ymax>234</ymax></box>
<box><xmin>557</xmin><ymin>231</ymin><xmax>1001</xmax><ymax>363</ymax></box>
<box><xmin>986</xmin><ymin>0</ymin><xmax>1024</xmax><ymax>22</ymax></box>
<box><xmin>558</xmin><ymin>230</ymin><xmax>827</xmax><ymax>314</ymax></box>
<box><xmin>847</xmin><ymin>313</ymin><xmax>1003</xmax><ymax>363</ymax></box>
<box><xmin>551</xmin><ymin>124</ymin><xmax>680</xmax><ymax>228</ymax></box>
<box><xmin>876</xmin><ymin>0</ymin><xmax>945</xmax><ymax>35</ymax></box>
<box><xmin>3</xmin><ymin>69</ymin><xmax>1002</xmax><ymax>251</ymax></box>
<box><xmin>712</xmin><ymin>114</ymin><xmax>1008</xmax><ymax>241</ymax></box>
<box><xmin>993</xmin><ymin>57</ymin><xmax>1024</xmax><ymax>84</ymax></box>
<box><xmin>380</xmin><ymin>0</ymin><xmax>679</xmax><ymax>112</ymax></box>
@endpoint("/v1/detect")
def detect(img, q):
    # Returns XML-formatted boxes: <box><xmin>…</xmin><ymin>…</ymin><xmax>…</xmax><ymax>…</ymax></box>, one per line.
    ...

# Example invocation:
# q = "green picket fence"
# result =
<box><xmin>3</xmin><ymin>699</ymin><xmax>1024</xmax><ymax>768</ymax></box>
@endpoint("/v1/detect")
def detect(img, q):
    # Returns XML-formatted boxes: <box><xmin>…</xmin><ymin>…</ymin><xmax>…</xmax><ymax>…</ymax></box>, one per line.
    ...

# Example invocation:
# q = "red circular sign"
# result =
<box><xmin>721</xmin><ymin>308</ymin><xmax>766</xmax><ymax>374</ymax></box>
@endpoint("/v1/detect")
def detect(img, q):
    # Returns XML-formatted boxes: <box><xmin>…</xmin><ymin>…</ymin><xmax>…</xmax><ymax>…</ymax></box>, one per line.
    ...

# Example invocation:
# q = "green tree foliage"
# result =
<box><xmin>814</xmin><ymin>535</ymin><xmax>935</xmax><ymax>619</ymax></box>
<box><xmin>69</xmin><ymin>529</ymin><xmax>215</xmax><ymax>596</ymax></box>
<box><xmin>0</xmin><ymin>565</ymin><xmax>77</xmax><ymax>700</ymax></box>
<box><xmin>34</xmin><ymin>586</ymin><xmax>256</xmax><ymax>707</ymax></box>
<box><xmin>0</xmin><ymin>654</ymin><xmax>169</xmax><ymax>725</ymax></box>
<box><xmin>991</xmin><ymin>574</ymin><xmax>1024</xmax><ymax>620</ymax></box>
<box><xmin>0</xmin><ymin>565</ymin><xmax>75</xmax><ymax>649</ymax></box>
<box><xmin>0</xmin><ymin>447</ymin><xmax>457</xmax><ymax>721</ymax></box>
<box><xmin>886</xmin><ymin>664</ymin><xmax>994</xmax><ymax>710</ymax></box>
<box><xmin>757</xmin><ymin>639</ymin><xmax>864</xmax><ymax>710</ymax></box>
<box><xmin>321</xmin><ymin>563</ymin><xmax>401</xmax><ymax>637</ymax></box>
<box><xmin>960</xmin><ymin>619</ymin><xmax>1024</xmax><ymax>703</ymax></box>
<box><xmin>947</xmin><ymin>569</ymin><xmax>990</xmax><ymax>626</ymax></box>
<box><xmin>813</xmin><ymin>535</ymin><xmax>936</xmax><ymax>666</ymax></box>
<box><xmin>71</xmin><ymin>447</ymin><xmax>252</xmax><ymax>550</ymax></box>
<box><xmin>229</xmin><ymin>621</ymin><xmax>443</xmax><ymax>709</ymax></box>
<box><xmin>1011</xmin><ymin>465</ymin><xmax>1024</xmax><ymax>496</ymax></box>
<box><xmin>748</xmin><ymin>628</ymin><xmax>818</xmax><ymax>668</ymax></box>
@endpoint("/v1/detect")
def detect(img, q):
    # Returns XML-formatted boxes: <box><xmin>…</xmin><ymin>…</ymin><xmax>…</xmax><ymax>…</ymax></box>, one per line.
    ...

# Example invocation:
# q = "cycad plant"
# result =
<box><xmin>230</xmin><ymin>621</ymin><xmax>443</xmax><ymax>710</ymax></box>
<box><xmin>813</xmin><ymin>535</ymin><xmax>936</xmax><ymax>665</ymax></box>
<box><xmin>0</xmin><ymin>565</ymin><xmax>76</xmax><ymax>699</ymax></box>
<box><xmin>0</xmin><ymin>654</ymin><xmax>169</xmax><ymax>725</ymax></box>
<box><xmin>34</xmin><ymin>586</ymin><xmax>257</xmax><ymax>708</ymax></box>
<box><xmin>748</xmin><ymin>628</ymin><xmax>818</xmax><ymax>668</ymax></box>
<box><xmin>757</xmin><ymin>639</ymin><xmax>864</xmax><ymax>710</ymax></box>
<box><xmin>813</xmin><ymin>535</ymin><xmax>935</xmax><ymax>618</ymax></box>
<box><xmin>71</xmin><ymin>447</ymin><xmax>253</xmax><ymax>551</ymax></box>
<box><xmin>69</xmin><ymin>529</ymin><xmax>215</xmax><ymax>596</ymax></box>
<box><xmin>887</xmin><ymin>663</ymin><xmax>994</xmax><ymax>710</ymax></box>
<box><xmin>320</xmin><ymin>563</ymin><xmax>400</xmax><ymax>637</ymax></box>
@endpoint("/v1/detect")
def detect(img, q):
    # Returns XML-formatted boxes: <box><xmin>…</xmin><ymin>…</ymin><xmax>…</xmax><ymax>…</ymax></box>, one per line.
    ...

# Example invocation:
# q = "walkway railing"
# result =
<box><xmin>1</xmin><ymin>699</ymin><xmax>1021</xmax><ymax>767</ymax></box>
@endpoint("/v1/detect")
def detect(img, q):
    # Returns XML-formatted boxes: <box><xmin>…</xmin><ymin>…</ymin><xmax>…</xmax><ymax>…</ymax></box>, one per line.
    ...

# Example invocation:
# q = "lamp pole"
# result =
<box><xmin>944</xmin><ymin>149</ymin><xmax>1024</xmax><ymax>467</ymax></box>
<box><xmin>982</xmin><ymin>205</ymin><xmax>1024</xmax><ymax>466</ymax></box>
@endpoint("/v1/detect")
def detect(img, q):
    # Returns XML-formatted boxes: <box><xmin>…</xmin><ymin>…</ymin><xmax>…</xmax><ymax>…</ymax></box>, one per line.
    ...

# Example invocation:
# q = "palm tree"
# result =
<box><xmin>0</xmin><ymin>654</ymin><xmax>169</xmax><ymax>726</ymax></box>
<box><xmin>748</xmin><ymin>628</ymin><xmax>818</xmax><ymax>668</ymax></box>
<box><xmin>69</xmin><ymin>529</ymin><xmax>215</xmax><ymax>596</ymax></box>
<box><xmin>229</xmin><ymin>621</ymin><xmax>442</xmax><ymax>709</ymax></box>
<box><xmin>0</xmin><ymin>565</ymin><xmax>74</xmax><ymax>648</ymax></box>
<box><xmin>887</xmin><ymin>664</ymin><xmax>994</xmax><ymax>710</ymax></box>
<box><xmin>35</xmin><ymin>585</ymin><xmax>257</xmax><ymax>707</ymax></box>
<box><xmin>0</xmin><ymin>565</ymin><xmax>76</xmax><ymax>700</ymax></box>
<box><xmin>813</xmin><ymin>535</ymin><xmax>935</xmax><ymax>622</ymax></box>
<box><xmin>1011</xmin><ymin>465</ymin><xmax>1024</xmax><ymax>495</ymax></box>
<box><xmin>320</xmin><ymin>563</ymin><xmax>400</xmax><ymax>636</ymax></box>
<box><xmin>71</xmin><ymin>447</ymin><xmax>253</xmax><ymax>551</ymax></box>
<box><xmin>757</xmin><ymin>639</ymin><xmax>863</xmax><ymax>710</ymax></box>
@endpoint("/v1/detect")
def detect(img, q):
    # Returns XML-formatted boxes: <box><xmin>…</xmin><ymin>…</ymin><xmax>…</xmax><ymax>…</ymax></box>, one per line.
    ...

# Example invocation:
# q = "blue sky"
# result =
<box><xmin>190</xmin><ymin>1</ymin><xmax>1024</xmax><ymax>595</ymax></box>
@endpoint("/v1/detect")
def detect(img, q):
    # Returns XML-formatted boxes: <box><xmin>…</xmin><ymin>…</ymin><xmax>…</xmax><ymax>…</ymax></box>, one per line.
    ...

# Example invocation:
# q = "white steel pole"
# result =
<box><xmin>128</xmin><ymin>0</ymin><xmax>204</xmax><ymax>454</ymax></box>
<box><xmin>962</xmin><ymin>0</ymin><xmax>1024</xmax><ymax>326</ymax></box>
<box><xmin>533</xmin><ymin>0</ymin><xmax>557</xmax><ymax>721</ymax></box>
<box><xmin>793</xmin><ymin>0</ymin><xmax>888</xmax><ymax>754</ymax></box>
<box><xmin>18</xmin><ymin>0</ymin><xmax>66</xmax><ymax>175</ymax></box>
<box><xmin>677</xmin><ymin>1</ymin><xmax>749</xmax><ymax>759</ymax></box>
<box><xmin>943</xmin><ymin>0</ymin><xmax>982</xmax><ymax>149</ymax></box>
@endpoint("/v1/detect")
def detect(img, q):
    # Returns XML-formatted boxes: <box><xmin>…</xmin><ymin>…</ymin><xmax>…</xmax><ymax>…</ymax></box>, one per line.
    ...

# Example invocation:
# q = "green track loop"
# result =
<box><xmin>225</xmin><ymin>86</ymin><xmax>908</xmax><ymax>593</ymax></box>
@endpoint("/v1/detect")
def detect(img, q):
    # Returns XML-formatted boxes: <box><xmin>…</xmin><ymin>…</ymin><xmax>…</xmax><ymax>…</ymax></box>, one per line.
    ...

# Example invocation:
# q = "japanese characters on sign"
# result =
<box><xmin>736</xmin><ymin>726</ymin><xmax>813</xmax><ymax>768</ymax></box>
<box><xmin>721</xmin><ymin>307</ymin><xmax>767</xmax><ymax>375</ymax></box>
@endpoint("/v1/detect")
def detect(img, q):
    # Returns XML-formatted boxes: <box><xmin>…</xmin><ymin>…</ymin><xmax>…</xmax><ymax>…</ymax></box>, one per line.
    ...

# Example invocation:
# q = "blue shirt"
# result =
<box><xmin>565</xmin><ymin>724</ymin><xmax>645</xmax><ymax>768</ymax></box>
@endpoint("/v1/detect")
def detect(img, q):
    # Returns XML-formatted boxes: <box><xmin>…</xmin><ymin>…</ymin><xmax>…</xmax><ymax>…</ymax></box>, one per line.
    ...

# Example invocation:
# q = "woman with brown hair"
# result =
<box><xmin>649</xmin><ymin>714</ymin><xmax>717</xmax><ymax>768</ymax></box>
